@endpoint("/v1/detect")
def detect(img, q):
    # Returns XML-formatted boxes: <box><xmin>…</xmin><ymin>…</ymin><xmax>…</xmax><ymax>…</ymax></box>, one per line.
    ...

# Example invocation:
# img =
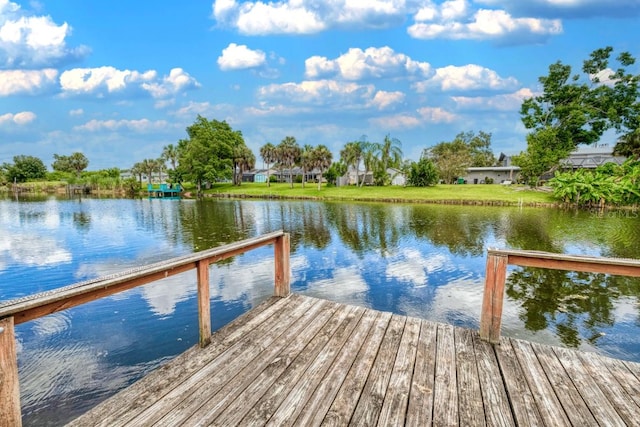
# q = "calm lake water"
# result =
<box><xmin>1</xmin><ymin>195</ymin><xmax>640</xmax><ymax>426</ymax></box>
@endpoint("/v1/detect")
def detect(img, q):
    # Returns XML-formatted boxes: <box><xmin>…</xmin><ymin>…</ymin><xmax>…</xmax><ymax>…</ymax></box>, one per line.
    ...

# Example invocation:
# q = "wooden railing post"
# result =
<box><xmin>480</xmin><ymin>252</ymin><xmax>508</xmax><ymax>344</ymax></box>
<box><xmin>196</xmin><ymin>260</ymin><xmax>211</xmax><ymax>348</ymax></box>
<box><xmin>274</xmin><ymin>233</ymin><xmax>291</xmax><ymax>297</ymax></box>
<box><xmin>0</xmin><ymin>317</ymin><xmax>22</xmax><ymax>427</ymax></box>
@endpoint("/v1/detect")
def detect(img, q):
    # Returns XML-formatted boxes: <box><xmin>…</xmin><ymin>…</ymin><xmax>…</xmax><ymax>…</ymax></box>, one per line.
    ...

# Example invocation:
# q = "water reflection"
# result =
<box><xmin>1</xmin><ymin>195</ymin><xmax>640</xmax><ymax>426</ymax></box>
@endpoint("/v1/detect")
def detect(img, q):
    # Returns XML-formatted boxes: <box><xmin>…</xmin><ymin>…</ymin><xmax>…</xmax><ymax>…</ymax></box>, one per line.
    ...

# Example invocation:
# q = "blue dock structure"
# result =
<box><xmin>147</xmin><ymin>183</ymin><xmax>181</xmax><ymax>198</ymax></box>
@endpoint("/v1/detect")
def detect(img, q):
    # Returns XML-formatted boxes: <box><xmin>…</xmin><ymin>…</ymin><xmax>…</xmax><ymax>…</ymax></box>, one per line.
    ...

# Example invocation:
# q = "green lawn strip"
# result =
<box><xmin>201</xmin><ymin>183</ymin><xmax>557</xmax><ymax>206</ymax></box>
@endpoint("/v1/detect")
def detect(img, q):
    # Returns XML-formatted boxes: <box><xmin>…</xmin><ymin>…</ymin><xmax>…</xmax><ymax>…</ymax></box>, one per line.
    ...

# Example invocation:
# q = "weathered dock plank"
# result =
<box><xmin>494</xmin><ymin>337</ymin><xmax>544</xmax><ymax>427</ymax></box>
<box><xmin>510</xmin><ymin>339</ymin><xmax>571</xmax><ymax>426</ymax></box>
<box><xmin>293</xmin><ymin>309</ymin><xmax>380</xmax><ymax>426</ymax></box>
<box><xmin>532</xmin><ymin>342</ymin><xmax>598</xmax><ymax>426</ymax></box>
<box><xmin>66</xmin><ymin>295</ymin><xmax>640</xmax><ymax>427</ymax></box>
<box><xmin>377</xmin><ymin>316</ymin><xmax>421</xmax><ymax>426</ymax></box>
<box><xmin>454</xmin><ymin>328</ymin><xmax>485</xmax><ymax>427</ymax></box>
<box><xmin>433</xmin><ymin>323</ymin><xmax>458</xmax><ymax>427</ymax></box>
<box><xmin>349</xmin><ymin>314</ymin><xmax>406</xmax><ymax>426</ymax></box>
<box><xmin>320</xmin><ymin>311</ymin><xmax>392</xmax><ymax>426</ymax></box>
<box><xmin>553</xmin><ymin>346</ymin><xmax>626</xmax><ymax>427</ymax></box>
<box><xmin>473</xmin><ymin>333</ymin><xmax>514</xmax><ymax>426</ymax></box>
<box><xmin>576</xmin><ymin>351</ymin><xmax>640</xmax><ymax>425</ymax></box>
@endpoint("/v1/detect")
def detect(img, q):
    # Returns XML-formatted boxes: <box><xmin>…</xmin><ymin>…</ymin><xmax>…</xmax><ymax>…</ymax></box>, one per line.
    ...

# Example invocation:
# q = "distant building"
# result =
<box><xmin>460</xmin><ymin>146</ymin><xmax>626</xmax><ymax>184</ymax></box>
<box><xmin>339</xmin><ymin>166</ymin><xmax>406</xmax><ymax>186</ymax></box>
<box><xmin>560</xmin><ymin>145</ymin><xmax>626</xmax><ymax>170</ymax></box>
<box><xmin>464</xmin><ymin>166</ymin><xmax>520</xmax><ymax>184</ymax></box>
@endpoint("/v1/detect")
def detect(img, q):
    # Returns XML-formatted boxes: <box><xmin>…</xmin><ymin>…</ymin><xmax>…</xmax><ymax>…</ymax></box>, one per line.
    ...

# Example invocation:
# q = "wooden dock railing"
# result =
<box><xmin>0</xmin><ymin>231</ymin><xmax>290</xmax><ymax>427</ymax></box>
<box><xmin>480</xmin><ymin>248</ymin><xmax>640</xmax><ymax>344</ymax></box>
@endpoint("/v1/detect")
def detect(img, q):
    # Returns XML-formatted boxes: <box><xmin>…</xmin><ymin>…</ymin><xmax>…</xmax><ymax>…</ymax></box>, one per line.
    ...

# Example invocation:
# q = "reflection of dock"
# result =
<box><xmin>147</xmin><ymin>183</ymin><xmax>181</xmax><ymax>198</ymax></box>
<box><xmin>1</xmin><ymin>232</ymin><xmax>640</xmax><ymax>425</ymax></box>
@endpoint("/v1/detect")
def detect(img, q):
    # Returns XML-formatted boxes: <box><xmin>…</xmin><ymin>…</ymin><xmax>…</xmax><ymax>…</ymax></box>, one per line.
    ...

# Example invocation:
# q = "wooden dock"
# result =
<box><xmin>3</xmin><ymin>231</ymin><xmax>640</xmax><ymax>426</ymax></box>
<box><xmin>67</xmin><ymin>294</ymin><xmax>640</xmax><ymax>427</ymax></box>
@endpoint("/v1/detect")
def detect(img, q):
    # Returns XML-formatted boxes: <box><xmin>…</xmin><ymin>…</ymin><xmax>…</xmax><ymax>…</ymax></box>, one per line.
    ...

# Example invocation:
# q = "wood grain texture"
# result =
<box><xmin>0</xmin><ymin>317</ymin><xmax>21</xmax><ymax>427</ymax></box>
<box><xmin>64</xmin><ymin>295</ymin><xmax>640</xmax><ymax>427</ymax></box>
<box><xmin>433</xmin><ymin>323</ymin><xmax>458</xmax><ymax>427</ymax></box>
<box><xmin>406</xmin><ymin>321</ymin><xmax>437</xmax><ymax>427</ymax></box>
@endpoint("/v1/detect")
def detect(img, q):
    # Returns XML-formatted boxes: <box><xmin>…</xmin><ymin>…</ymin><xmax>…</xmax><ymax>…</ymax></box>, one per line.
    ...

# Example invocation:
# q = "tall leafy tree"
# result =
<box><xmin>518</xmin><ymin>46</ymin><xmax>640</xmax><ymax>183</ymax></box>
<box><xmin>340</xmin><ymin>139</ymin><xmax>364</xmax><ymax>186</ymax></box>
<box><xmin>277</xmin><ymin>136</ymin><xmax>301</xmax><ymax>188</ymax></box>
<box><xmin>425</xmin><ymin>139</ymin><xmax>471</xmax><ymax>184</ymax></box>
<box><xmin>408</xmin><ymin>157</ymin><xmax>439</xmax><ymax>187</ymax></box>
<box><xmin>425</xmin><ymin>131</ymin><xmax>495</xmax><ymax>184</ymax></box>
<box><xmin>2</xmin><ymin>155</ymin><xmax>47</xmax><ymax>183</ymax></box>
<box><xmin>259</xmin><ymin>142</ymin><xmax>277</xmax><ymax>186</ymax></box>
<box><xmin>52</xmin><ymin>152</ymin><xmax>89</xmax><ymax>178</ymax></box>
<box><xmin>176</xmin><ymin>115</ymin><xmax>238</xmax><ymax>193</ymax></box>
<box><xmin>311</xmin><ymin>144</ymin><xmax>333</xmax><ymax>190</ymax></box>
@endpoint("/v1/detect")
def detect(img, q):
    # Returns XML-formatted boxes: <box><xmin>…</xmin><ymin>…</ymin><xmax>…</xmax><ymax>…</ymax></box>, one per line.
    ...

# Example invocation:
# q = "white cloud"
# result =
<box><xmin>386</xmin><ymin>248</ymin><xmax>449</xmax><ymax>287</ymax></box>
<box><xmin>305</xmin><ymin>46</ymin><xmax>431</xmax><ymax>81</ymax></box>
<box><xmin>60</xmin><ymin>66</ymin><xmax>156</xmax><ymax>95</ymax></box>
<box><xmin>414</xmin><ymin>64</ymin><xmax>519</xmax><ymax>92</ymax></box>
<box><xmin>370</xmin><ymin>114</ymin><xmax>422</xmax><ymax>129</ymax></box>
<box><xmin>141</xmin><ymin>68</ymin><xmax>200</xmax><ymax>98</ymax></box>
<box><xmin>235</xmin><ymin>1</ymin><xmax>326</xmax><ymax>35</ymax></box>
<box><xmin>306</xmin><ymin>266</ymin><xmax>369</xmax><ymax>307</ymax></box>
<box><xmin>217</xmin><ymin>43</ymin><xmax>266</xmax><ymax>71</ymax></box>
<box><xmin>408</xmin><ymin>5</ymin><xmax>562</xmax><ymax>42</ymax></box>
<box><xmin>0</xmin><ymin>233</ymin><xmax>71</xmax><ymax>267</ymax></box>
<box><xmin>213</xmin><ymin>0</ymin><xmax>408</xmax><ymax>35</ymax></box>
<box><xmin>0</xmin><ymin>68</ymin><xmax>57</xmax><ymax>95</ymax></box>
<box><xmin>0</xmin><ymin>110</ymin><xmax>36</xmax><ymax>125</ymax></box>
<box><xmin>73</xmin><ymin>118</ymin><xmax>171</xmax><ymax>133</ymax></box>
<box><xmin>60</xmin><ymin>66</ymin><xmax>199</xmax><ymax>99</ymax></box>
<box><xmin>417</xmin><ymin>106</ymin><xmax>458</xmax><ymax>123</ymax></box>
<box><xmin>212</xmin><ymin>0</ymin><xmax>565</xmax><ymax>43</ymax></box>
<box><xmin>172</xmin><ymin>101</ymin><xmax>215</xmax><ymax>117</ymax></box>
<box><xmin>258</xmin><ymin>79</ymin><xmax>376</xmax><ymax>107</ymax></box>
<box><xmin>452</xmin><ymin>88</ymin><xmax>534</xmax><ymax>111</ymax></box>
<box><xmin>69</xmin><ymin>108</ymin><xmax>84</xmax><ymax>116</ymax></box>
<box><xmin>369</xmin><ymin>90</ymin><xmax>405</xmax><ymax>110</ymax></box>
<box><xmin>0</xmin><ymin>1</ymin><xmax>88</xmax><ymax>67</ymax></box>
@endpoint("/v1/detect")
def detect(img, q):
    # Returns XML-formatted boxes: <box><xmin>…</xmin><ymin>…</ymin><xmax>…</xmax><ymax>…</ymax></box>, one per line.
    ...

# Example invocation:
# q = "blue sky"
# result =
<box><xmin>1</xmin><ymin>0</ymin><xmax>639</xmax><ymax>170</ymax></box>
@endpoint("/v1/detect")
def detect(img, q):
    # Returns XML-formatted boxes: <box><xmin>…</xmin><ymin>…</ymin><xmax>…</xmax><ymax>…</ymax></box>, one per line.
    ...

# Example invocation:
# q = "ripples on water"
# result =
<box><xmin>1</xmin><ymin>197</ymin><xmax>639</xmax><ymax>425</ymax></box>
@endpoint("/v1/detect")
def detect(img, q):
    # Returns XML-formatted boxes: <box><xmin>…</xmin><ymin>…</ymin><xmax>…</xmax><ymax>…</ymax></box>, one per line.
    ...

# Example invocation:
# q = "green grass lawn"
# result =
<box><xmin>202</xmin><ymin>182</ymin><xmax>557</xmax><ymax>205</ymax></box>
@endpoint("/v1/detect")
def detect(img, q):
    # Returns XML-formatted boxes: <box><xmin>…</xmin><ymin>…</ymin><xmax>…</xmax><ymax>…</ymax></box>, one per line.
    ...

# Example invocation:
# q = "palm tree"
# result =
<box><xmin>277</xmin><ymin>136</ymin><xmax>301</xmax><ymax>188</ymax></box>
<box><xmin>360</xmin><ymin>141</ymin><xmax>381</xmax><ymax>187</ymax></box>
<box><xmin>311</xmin><ymin>145</ymin><xmax>333</xmax><ymax>190</ymax></box>
<box><xmin>340</xmin><ymin>140</ymin><xmax>364</xmax><ymax>186</ymax></box>
<box><xmin>130</xmin><ymin>162</ymin><xmax>144</xmax><ymax>183</ymax></box>
<box><xmin>233</xmin><ymin>145</ymin><xmax>256</xmax><ymax>186</ymax></box>
<box><xmin>375</xmin><ymin>135</ymin><xmax>403</xmax><ymax>185</ymax></box>
<box><xmin>614</xmin><ymin>129</ymin><xmax>640</xmax><ymax>160</ymax></box>
<box><xmin>259</xmin><ymin>142</ymin><xmax>277</xmax><ymax>186</ymax></box>
<box><xmin>300</xmin><ymin>144</ymin><xmax>314</xmax><ymax>188</ymax></box>
<box><xmin>139</xmin><ymin>158</ymin><xmax>158</xmax><ymax>185</ymax></box>
<box><xmin>156</xmin><ymin>158</ymin><xmax>166</xmax><ymax>183</ymax></box>
<box><xmin>161</xmin><ymin>143</ymin><xmax>179</xmax><ymax>171</ymax></box>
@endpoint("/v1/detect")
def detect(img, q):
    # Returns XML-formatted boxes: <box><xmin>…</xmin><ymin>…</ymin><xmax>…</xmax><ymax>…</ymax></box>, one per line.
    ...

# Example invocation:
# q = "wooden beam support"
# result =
<box><xmin>274</xmin><ymin>233</ymin><xmax>291</xmax><ymax>297</ymax></box>
<box><xmin>480</xmin><ymin>253</ymin><xmax>508</xmax><ymax>344</ymax></box>
<box><xmin>197</xmin><ymin>260</ymin><xmax>211</xmax><ymax>348</ymax></box>
<box><xmin>0</xmin><ymin>317</ymin><xmax>21</xmax><ymax>427</ymax></box>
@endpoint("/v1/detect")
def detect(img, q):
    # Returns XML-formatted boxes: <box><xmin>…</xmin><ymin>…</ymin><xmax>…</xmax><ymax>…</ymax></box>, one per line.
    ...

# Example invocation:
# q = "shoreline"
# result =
<box><xmin>203</xmin><ymin>191</ymin><xmax>562</xmax><ymax>208</ymax></box>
